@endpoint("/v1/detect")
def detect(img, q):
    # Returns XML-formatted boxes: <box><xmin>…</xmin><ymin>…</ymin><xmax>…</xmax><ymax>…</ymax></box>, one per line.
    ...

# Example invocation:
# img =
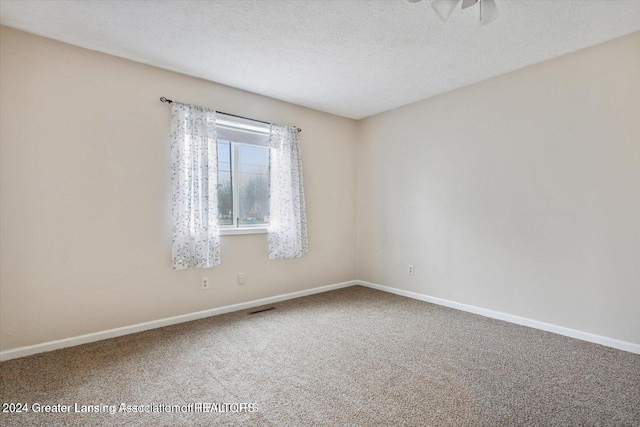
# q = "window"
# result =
<box><xmin>216</xmin><ymin>114</ymin><xmax>271</xmax><ymax>234</ymax></box>
<box><xmin>170</xmin><ymin>102</ymin><xmax>306</xmax><ymax>266</ymax></box>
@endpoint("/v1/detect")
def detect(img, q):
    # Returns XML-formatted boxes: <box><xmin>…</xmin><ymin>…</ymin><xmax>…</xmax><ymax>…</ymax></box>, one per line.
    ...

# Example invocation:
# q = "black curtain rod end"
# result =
<box><xmin>160</xmin><ymin>97</ymin><xmax>173</xmax><ymax>103</ymax></box>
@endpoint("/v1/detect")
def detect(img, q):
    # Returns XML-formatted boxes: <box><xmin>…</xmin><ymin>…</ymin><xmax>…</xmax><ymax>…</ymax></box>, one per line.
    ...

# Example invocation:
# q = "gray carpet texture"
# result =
<box><xmin>0</xmin><ymin>285</ymin><xmax>638</xmax><ymax>426</ymax></box>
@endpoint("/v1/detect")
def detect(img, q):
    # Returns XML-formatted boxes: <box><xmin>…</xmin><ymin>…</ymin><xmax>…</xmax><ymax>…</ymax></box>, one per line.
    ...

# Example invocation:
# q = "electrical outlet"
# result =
<box><xmin>201</xmin><ymin>277</ymin><xmax>209</xmax><ymax>290</ymax></box>
<box><xmin>408</xmin><ymin>265</ymin><xmax>414</xmax><ymax>275</ymax></box>
<box><xmin>238</xmin><ymin>273</ymin><xmax>246</xmax><ymax>285</ymax></box>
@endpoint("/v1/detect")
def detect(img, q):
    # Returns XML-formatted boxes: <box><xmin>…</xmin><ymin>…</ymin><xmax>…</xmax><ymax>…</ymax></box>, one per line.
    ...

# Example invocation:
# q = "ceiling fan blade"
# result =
<box><xmin>431</xmin><ymin>0</ymin><xmax>461</xmax><ymax>23</ymax></box>
<box><xmin>480</xmin><ymin>0</ymin><xmax>499</xmax><ymax>25</ymax></box>
<box><xmin>461</xmin><ymin>0</ymin><xmax>478</xmax><ymax>10</ymax></box>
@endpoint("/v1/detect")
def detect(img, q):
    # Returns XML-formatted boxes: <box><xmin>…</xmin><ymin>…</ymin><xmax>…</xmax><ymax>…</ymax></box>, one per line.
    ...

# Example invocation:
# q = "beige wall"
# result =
<box><xmin>357</xmin><ymin>32</ymin><xmax>640</xmax><ymax>344</ymax></box>
<box><xmin>2</xmin><ymin>25</ymin><xmax>638</xmax><ymax>353</ymax></box>
<box><xmin>0</xmin><ymin>27</ymin><xmax>357</xmax><ymax>351</ymax></box>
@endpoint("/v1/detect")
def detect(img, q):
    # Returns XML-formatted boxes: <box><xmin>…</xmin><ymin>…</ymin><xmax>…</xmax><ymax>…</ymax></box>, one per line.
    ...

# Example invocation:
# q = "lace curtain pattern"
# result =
<box><xmin>171</xmin><ymin>102</ymin><xmax>221</xmax><ymax>269</ymax></box>
<box><xmin>268</xmin><ymin>125</ymin><xmax>309</xmax><ymax>259</ymax></box>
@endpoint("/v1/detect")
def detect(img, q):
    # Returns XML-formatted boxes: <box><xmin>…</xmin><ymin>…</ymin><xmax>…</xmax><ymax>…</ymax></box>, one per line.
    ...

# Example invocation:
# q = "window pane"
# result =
<box><xmin>237</xmin><ymin>144</ymin><xmax>270</xmax><ymax>225</ymax></box>
<box><xmin>217</xmin><ymin>140</ymin><xmax>233</xmax><ymax>225</ymax></box>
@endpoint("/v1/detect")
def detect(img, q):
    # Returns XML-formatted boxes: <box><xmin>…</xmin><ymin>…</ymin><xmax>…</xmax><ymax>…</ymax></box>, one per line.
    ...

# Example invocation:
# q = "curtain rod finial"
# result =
<box><xmin>160</xmin><ymin>97</ymin><xmax>173</xmax><ymax>103</ymax></box>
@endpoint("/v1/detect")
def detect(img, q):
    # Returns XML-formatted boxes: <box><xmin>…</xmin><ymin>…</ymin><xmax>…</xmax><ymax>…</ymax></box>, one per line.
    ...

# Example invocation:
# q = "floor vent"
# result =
<box><xmin>248</xmin><ymin>307</ymin><xmax>276</xmax><ymax>315</ymax></box>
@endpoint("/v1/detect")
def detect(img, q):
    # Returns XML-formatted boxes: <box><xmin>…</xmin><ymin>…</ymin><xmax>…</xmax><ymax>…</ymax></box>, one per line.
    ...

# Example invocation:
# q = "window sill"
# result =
<box><xmin>220</xmin><ymin>227</ymin><xmax>268</xmax><ymax>236</ymax></box>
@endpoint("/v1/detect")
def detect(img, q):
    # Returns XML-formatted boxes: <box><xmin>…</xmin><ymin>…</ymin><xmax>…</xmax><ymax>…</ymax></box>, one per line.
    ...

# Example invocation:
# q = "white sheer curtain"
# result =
<box><xmin>171</xmin><ymin>102</ymin><xmax>221</xmax><ymax>269</ymax></box>
<box><xmin>268</xmin><ymin>125</ymin><xmax>308</xmax><ymax>259</ymax></box>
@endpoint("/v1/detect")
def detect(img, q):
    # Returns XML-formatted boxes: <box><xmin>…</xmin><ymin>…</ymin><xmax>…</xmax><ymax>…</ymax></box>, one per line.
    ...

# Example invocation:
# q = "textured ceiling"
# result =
<box><xmin>1</xmin><ymin>0</ymin><xmax>639</xmax><ymax>119</ymax></box>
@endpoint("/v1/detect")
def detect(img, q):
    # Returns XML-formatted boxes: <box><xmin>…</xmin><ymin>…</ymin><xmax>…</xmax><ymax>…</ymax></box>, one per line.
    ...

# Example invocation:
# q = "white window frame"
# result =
<box><xmin>217</xmin><ymin>115</ymin><xmax>270</xmax><ymax>236</ymax></box>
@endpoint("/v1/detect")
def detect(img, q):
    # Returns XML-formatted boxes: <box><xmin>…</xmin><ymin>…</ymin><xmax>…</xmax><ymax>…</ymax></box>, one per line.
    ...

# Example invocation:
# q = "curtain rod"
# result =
<box><xmin>160</xmin><ymin>97</ymin><xmax>301</xmax><ymax>133</ymax></box>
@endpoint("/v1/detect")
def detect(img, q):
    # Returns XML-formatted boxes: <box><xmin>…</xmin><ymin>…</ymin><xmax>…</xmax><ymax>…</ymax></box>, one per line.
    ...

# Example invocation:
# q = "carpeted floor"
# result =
<box><xmin>0</xmin><ymin>285</ymin><xmax>638</xmax><ymax>426</ymax></box>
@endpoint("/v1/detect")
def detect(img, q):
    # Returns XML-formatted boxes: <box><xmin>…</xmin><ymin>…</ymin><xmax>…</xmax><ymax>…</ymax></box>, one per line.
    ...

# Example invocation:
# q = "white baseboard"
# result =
<box><xmin>356</xmin><ymin>280</ymin><xmax>640</xmax><ymax>355</ymax></box>
<box><xmin>0</xmin><ymin>280</ymin><xmax>357</xmax><ymax>362</ymax></box>
<box><xmin>3</xmin><ymin>279</ymin><xmax>637</xmax><ymax>361</ymax></box>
